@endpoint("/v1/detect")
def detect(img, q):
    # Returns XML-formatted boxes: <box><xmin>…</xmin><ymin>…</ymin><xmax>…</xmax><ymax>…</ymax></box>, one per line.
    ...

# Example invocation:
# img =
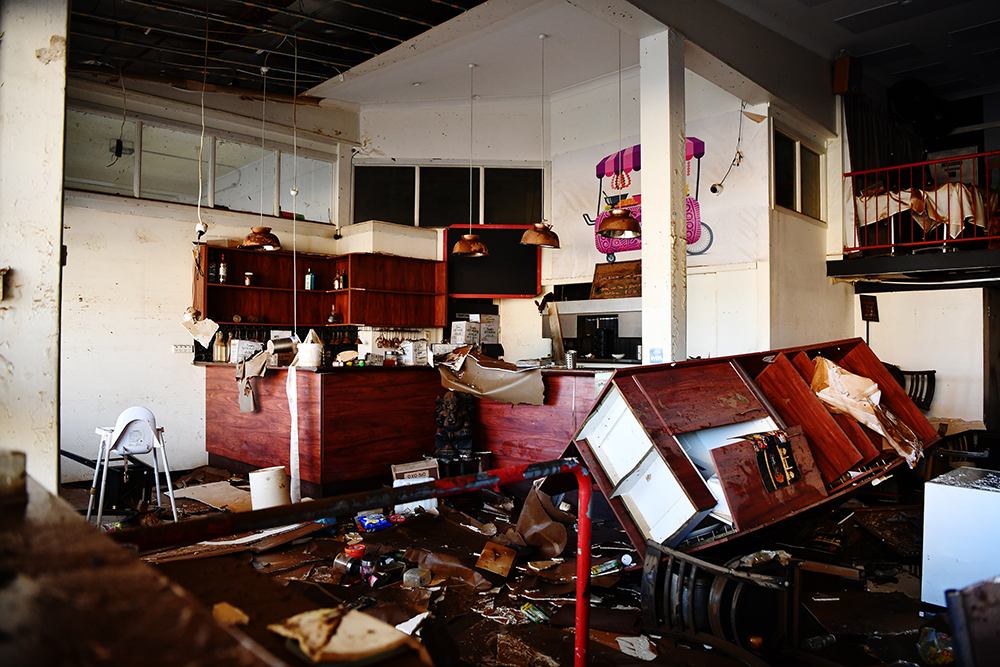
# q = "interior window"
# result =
<box><xmin>280</xmin><ymin>154</ymin><xmax>333</xmax><ymax>223</ymax></box>
<box><xmin>215</xmin><ymin>139</ymin><xmax>276</xmax><ymax>216</ymax></box>
<box><xmin>140</xmin><ymin>124</ymin><xmax>208</xmax><ymax>205</ymax></box>
<box><xmin>64</xmin><ymin>109</ymin><xmax>136</xmax><ymax>196</ymax></box>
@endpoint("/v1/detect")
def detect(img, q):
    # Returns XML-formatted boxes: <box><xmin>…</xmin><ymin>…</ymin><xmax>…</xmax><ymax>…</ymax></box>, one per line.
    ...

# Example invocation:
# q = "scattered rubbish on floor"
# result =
<box><xmin>212</xmin><ymin>601</ymin><xmax>250</xmax><ymax>626</ymax></box>
<box><xmin>173</xmin><ymin>479</ymin><xmax>253</xmax><ymax>513</ymax></box>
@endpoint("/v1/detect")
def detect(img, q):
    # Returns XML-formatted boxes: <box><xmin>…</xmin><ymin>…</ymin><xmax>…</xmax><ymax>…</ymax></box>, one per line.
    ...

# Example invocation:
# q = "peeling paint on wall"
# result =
<box><xmin>35</xmin><ymin>35</ymin><xmax>65</xmax><ymax>65</ymax></box>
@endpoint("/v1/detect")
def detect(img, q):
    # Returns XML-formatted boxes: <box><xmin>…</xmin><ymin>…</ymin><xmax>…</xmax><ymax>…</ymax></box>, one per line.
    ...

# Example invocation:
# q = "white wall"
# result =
<box><xmin>688</xmin><ymin>264</ymin><xmax>769</xmax><ymax>359</ymax></box>
<box><xmin>360</xmin><ymin>97</ymin><xmax>540</xmax><ymax>163</ymax></box>
<box><xmin>60</xmin><ymin>204</ymin><xmax>208</xmax><ymax>482</ymax></box>
<box><xmin>769</xmin><ymin>208</ymin><xmax>854</xmax><ymax>349</ymax></box>
<box><xmin>60</xmin><ymin>193</ymin><xmax>344</xmax><ymax>482</ymax></box>
<box><xmin>857</xmin><ymin>289</ymin><xmax>984</xmax><ymax>423</ymax></box>
<box><xmin>0</xmin><ymin>0</ymin><xmax>69</xmax><ymax>492</ymax></box>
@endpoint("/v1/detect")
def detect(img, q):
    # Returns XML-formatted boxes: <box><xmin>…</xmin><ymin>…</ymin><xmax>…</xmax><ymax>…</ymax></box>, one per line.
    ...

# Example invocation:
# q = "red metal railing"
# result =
<box><xmin>111</xmin><ymin>459</ymin><xmax>594</xmax><ymax>667</ymax></box>
<box><xmin>845</xmin><ymin>149</ymin><xmax>1000</xmax><ymax>254</ymax></box>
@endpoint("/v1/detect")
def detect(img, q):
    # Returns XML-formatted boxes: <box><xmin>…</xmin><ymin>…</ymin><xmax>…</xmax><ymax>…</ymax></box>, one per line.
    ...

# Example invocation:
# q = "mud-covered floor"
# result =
<box><xmin>63</xmin><ymin>467</ymin><xmax>951</xmax><ymax>667</ymax></box>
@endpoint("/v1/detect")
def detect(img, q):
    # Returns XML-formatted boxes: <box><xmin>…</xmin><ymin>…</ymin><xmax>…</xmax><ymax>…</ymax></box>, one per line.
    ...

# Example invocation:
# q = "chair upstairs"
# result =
<box><xmin>86</xmin><ymin>406</ymin><xmax>178</xmax><ymax>527</ymax></box>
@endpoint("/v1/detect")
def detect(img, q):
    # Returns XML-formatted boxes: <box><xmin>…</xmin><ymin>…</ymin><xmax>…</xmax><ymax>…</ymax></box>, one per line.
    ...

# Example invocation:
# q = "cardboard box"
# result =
<box><xmin>471</xmin><ymin>314</ymin><xmax>500</xmax><ymax>344</ymax></box>
<box><xmin>228</xmin><ymin>339</ymin><xmax>265</xmax><ymax>363</ymax></box>
<box><xmin>450</xmin><ymin>321</ymin><xmax>480</xmax><ymax>345</ymax></box>
<box><xmin>400</xmin><ymin>340</ymin><xmax>429</xmax><ymax>366</ymax></box>
<box><xmin>390</xmin><ymin>459</ymin><xmax>440</xmax><ymax>515</ymax></box>
<box><xmin>391</xmin><ymin>459</ymin><xmax>440</xmax><ymax>481</ymax></box>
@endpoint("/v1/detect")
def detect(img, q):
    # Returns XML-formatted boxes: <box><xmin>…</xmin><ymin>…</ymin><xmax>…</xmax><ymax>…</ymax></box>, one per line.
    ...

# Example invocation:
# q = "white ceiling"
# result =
<box><xmin>307</xmin><ymin>0</ymin><xmax>648</xmax><ymax>105</ymax></box>
<box><xmin>308</xmin><ymin>0</ymin><xmax>1000</xmax><ymax>108</ymax></box>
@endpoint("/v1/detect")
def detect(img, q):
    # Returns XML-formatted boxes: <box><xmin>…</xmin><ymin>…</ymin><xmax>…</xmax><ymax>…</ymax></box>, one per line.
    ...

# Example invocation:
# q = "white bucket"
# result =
<box><xmin>296</xmin><ymin>342</ymin><xmax>323</xmax><ymax>367</ymax></box>
<box><xmin>249</xmin><ymin>466</ymin><xmax>291</xmax><ymax>510</ymax></box>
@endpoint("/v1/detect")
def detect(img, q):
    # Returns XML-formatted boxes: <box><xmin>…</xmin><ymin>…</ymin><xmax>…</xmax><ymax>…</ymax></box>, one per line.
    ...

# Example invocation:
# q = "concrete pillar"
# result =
<box><xmin>0</xmin><ymin>0</ymin><xmax>70</xmax><ymax>492</ymax></box>
<box><xmin>639</xmin><ymin>29</ymin><xmax>687</xmax><ymax>363</ymax></box>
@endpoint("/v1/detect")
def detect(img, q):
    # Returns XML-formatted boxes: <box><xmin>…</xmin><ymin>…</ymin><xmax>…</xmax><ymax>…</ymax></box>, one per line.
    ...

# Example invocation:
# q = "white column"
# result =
<box><xmin>639</xmin><ymin>29</ymin><xmax>687</xmax><ymax>363</ymax></box>
<box><xmin>0</xmin><ymin>0</ymin><xmax>70</xmax><ymax>492</ymax></box>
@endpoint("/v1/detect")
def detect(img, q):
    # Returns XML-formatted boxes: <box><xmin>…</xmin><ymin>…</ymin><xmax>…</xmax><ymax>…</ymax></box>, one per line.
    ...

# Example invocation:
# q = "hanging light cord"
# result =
<box><xmin>196</xmin><ymin>7</ymin><xmax>208</xmax><ymax>230</ymax></box>
<box><xmin>260</xmin><ymin>55</ymin><xmax>270</xmax><ymax>227</ymax></box>
<box><xmin>612</xmin><ymin>30</ymin><xmax>630</xmax><ymax>191</ymax></box>
<box><xmin>291</xmin><ymin>37</ymin><xmax>299</xmax><ymax>334</ymax></box>
<box><xmin>469</xmin><ymin>63</ymin><xmax>475</xmax><ymax>234</ymax></box>
<box><xmin>539</xmin><ymin>35</ymin><xmax>546</xmax><ymax>224</ymax></box>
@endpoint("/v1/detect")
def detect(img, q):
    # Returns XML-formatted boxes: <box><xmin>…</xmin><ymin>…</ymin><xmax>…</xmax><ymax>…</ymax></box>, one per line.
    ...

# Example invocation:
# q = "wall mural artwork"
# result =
<box><xmin>549</xmin><ymin>110</ymin><xmax>769</xmax><ymax>283</ymax></box>
<box><xmin>581</xmin><ymin>139</ymin><xmax>713</xmax><ymax>263</ymax></box>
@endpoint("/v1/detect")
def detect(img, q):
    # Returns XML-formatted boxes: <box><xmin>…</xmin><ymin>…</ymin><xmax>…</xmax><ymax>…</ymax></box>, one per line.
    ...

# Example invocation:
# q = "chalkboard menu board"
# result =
<box><xmin>590</xmin><ymin>260</ymin><xmax>642</xmax><ymax>299</ymax></box>
<box><xmin>446</xmin><ymin>224</ymin><xmax>541</xmax><ymax>298</ymax></box>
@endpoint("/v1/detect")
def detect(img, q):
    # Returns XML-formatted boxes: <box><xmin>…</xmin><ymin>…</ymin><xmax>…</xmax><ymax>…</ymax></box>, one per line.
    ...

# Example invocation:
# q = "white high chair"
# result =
<box><xmin>86</xmin><ymin>407</ymin><xmax>178</xmax><ymax>526</ymax></box>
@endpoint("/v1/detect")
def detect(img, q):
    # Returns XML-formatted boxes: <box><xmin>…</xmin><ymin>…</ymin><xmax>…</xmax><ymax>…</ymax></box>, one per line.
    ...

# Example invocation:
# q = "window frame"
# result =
<box><xmin>64</xmin><ymin>103</ymin><xmax>340</xmax><ymax>224</ymax></box>
<box><xmin>771</xmin><ymin>121</ymin><xmax>826</xmax><ymax>222</ymax></box>
<box><xmin>352</xmin><ymin>161</ymin><xmax>545</xmax><ymax>228</ymax></box>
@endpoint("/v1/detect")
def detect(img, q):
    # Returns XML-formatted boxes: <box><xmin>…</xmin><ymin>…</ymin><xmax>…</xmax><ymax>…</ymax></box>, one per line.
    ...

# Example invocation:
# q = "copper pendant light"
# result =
<box><xmin>597</xmin><ymin>208</ymin><xmax>640</xmax><ymax>239</ymax></box>
<box><xmin>520</xmin><ymin>222</ymin><xmax>560</xmax><ymax>248</ymax></box>
<box><xmin>239</xmin><ymin>226</ymin><xmax>282</xmax><ymax>250</ymax></box>
<box><xmin>453</xmin><ymin>63</ymin><xmax>488</xmax><ymax>257</ymax></box>
<box><xmin>452</xmin><ymin>233</ymin><xmax>489</xmax><ymax>256</ymax></box>
<box><xmin>521</xmin><ymin>34</ymin><xmax>560</xmax><ymax>249</ymax></box>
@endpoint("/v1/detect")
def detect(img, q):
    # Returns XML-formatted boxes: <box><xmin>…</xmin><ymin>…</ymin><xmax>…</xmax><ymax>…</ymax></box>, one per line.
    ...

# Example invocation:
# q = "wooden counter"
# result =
<box><xmin>206</xmin><ymin>364</ymin><xmax>444</xmax><ymax>496</ymax></box>
<box><xmin>473</xmin><ymin>368</ymin><xmax>605</xmax><ymax>469</ymax></box>
<box><xmin>207</xmin><ymin>364</ymin><xmax>608</xmax><ymax>495</ymax></box>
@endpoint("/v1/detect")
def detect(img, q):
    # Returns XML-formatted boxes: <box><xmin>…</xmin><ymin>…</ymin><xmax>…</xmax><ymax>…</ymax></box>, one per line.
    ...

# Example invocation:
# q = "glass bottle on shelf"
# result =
<box><xmin>212</xmin><ymin>332</ymin><xmax>224</xmax><ymax>362</ymax></box>
<box><xmin>305</xmin><ymin>268</ymin><xmax>315</xmax><ymax>290</ymax></box>
<box><xmin>333</xmin><ymin>272</ymin><xmax>341</xmax><ymax>291</ymax></box>
<box><xmin>219</xmin><ymin>254</ymin><xmax>228</xmax><ymax>284</ymax></box>
<box><xmin>225</xmin><ymin>332</ymin><xmax>234</xmax><ymax>363</ymax></box>
<box><xmin>340</xmin><ymin>270</ymin><xmax>348</xmax><ymax>289</ymax></box>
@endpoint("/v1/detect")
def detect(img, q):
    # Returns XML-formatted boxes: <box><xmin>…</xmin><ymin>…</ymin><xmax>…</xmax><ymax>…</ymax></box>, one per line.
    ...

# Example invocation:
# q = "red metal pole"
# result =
<box><xmin>573</xmin><ymin>466</ymin><xmax>592</xmax><ymax>667</ymax></box>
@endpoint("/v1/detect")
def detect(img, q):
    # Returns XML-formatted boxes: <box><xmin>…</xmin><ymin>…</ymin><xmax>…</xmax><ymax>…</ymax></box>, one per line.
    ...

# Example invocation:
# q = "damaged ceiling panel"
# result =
<box><xmin>67</xmin><ymin>0</ymin><xmax>488</xmax><ymax>96</ymax></box>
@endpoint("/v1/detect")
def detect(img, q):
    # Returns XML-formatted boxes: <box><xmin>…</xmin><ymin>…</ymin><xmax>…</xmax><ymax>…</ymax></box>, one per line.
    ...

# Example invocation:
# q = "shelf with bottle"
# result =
<box><xmin>194</xmin><ymin>243</ymin><xmax>446</xmax><ymax>328</ymax></box>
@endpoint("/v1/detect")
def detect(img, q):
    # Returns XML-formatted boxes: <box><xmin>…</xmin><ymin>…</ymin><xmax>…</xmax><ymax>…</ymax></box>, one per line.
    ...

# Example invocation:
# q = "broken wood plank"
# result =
<box><xmin>755</xmin><ymin>353</ymin><xmax>862</xmax><ymax>485</ymax></box>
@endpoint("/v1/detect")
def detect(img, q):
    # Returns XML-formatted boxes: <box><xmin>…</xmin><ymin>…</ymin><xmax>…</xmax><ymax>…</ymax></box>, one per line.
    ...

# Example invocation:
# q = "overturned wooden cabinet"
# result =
<box><xmin>571</xmin><ymin>338</ymin><xmax>940</xmax><ymax>555</ymax></box>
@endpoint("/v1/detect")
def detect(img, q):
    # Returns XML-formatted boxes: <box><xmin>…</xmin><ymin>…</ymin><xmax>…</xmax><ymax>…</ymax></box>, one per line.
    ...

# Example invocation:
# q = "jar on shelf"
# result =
<box><xmin>244</xmin><ymin>272</ymin><xmax>253</xmax><ymax>286</ymax></box>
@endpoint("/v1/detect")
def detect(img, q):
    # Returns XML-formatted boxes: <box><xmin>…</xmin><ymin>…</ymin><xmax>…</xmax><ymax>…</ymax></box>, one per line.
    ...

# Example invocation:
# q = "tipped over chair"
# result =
<box><xmin>87</xmin><ymin>407</ymin><xmax>178</xmax><ymax>526</ymax></box>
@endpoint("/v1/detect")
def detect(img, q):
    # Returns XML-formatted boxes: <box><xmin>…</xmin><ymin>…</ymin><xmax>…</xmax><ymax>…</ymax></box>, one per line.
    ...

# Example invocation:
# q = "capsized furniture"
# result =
<box><xmin>87</xmin><ymin>406</ymin><xmax>178</xmax><ymax>526</ymax></box>
<box><xmin>570</xmin><ymin>338</ymin><xmax>941</xmax><ymax>556</ymax></box>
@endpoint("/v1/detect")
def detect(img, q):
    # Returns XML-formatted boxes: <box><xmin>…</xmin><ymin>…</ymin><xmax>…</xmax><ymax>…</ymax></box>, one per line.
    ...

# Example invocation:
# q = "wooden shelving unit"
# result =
<box><xmin>194</xmin><ymin>244</ymin><xmax>446</xmax><ymax>328</ymax></box>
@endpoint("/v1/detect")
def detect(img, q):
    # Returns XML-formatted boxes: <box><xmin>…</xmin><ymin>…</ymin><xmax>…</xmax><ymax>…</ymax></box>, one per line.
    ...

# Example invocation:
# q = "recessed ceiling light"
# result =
<box><xmin>412</xmin><ymin>82</ymin><xmax>421</xmax><ymax>87</ymax></box>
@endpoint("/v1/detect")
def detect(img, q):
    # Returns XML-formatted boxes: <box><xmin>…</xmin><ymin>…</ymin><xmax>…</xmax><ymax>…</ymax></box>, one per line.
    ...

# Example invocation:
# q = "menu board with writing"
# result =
<box><xmin>590</xmin><ymin>260</ymin><xmax>641</xmax><ymax>300</ymax></box>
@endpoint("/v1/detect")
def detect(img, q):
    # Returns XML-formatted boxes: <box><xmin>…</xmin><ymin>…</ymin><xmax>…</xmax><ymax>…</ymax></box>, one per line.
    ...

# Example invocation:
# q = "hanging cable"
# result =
<box><xmin>469</xmin><ymin>63</ymin><xmax>475</xmax><ymax>235</ymax></box>
<box><xmin>260</xmin><ymin>54</ymin><xmax>270</xmax><ymax>228</ymax></box>
<box><xmin>291</xmin><ymin>36</ymin><xmax>299</xmax><ymax>334</ymax></box>
<box><xmin>107</xmin><ymin>69</ymin><xmax>127</xmax><ymax>168</ymax></box>
<box><xmin>195</xmin><ymin>4</ymin><xmax>209</xmax><ymax>240</ymax></box>
<box><xmin>712</xmin><ymin>101</ymin><xmax>747</xmax><ymax>194</ymax></box>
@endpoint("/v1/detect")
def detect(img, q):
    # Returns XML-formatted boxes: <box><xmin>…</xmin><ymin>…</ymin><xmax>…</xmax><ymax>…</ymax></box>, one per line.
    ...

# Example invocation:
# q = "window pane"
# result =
<box><xmin>64</xmin><ymin>110</ymin><xmax>136</xmax><ymax>195</ymax></box>
<box><xmin>354</xmin><ymin>166</ymin><xmax>415</xmax><ymax>225</ymax></box>
<box><xmin>420</xmin><ymin>166</ymin><xmax>479</xmax><ymax>227</ymax></box>
<box><xmin>485</xmin><ymin>168</ymin><xmax>542</xmax><ymax>224</ymax></box>
<box><xmin>280</xmin><ymin>153</ymin><xmax>332</xmax><ymax>223</ymax></box>
<box><xmin>215</xmin><ymin>139</ymin><xmax>276</xmax><ymax>216</ymax></box>
<box><xmin>800</xmin><ymin>145</ymin><xmax>821</xmax><ymax>219</ymax></box>
<box><xmin>140</xmin><ymin>125</ymin><xmax>208</xmax><ymax>204</ymax></box>
<box><xmin>774</xmin><ymin>130</ymin><xmax>796</xmax><ymax>210</ymax></box>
